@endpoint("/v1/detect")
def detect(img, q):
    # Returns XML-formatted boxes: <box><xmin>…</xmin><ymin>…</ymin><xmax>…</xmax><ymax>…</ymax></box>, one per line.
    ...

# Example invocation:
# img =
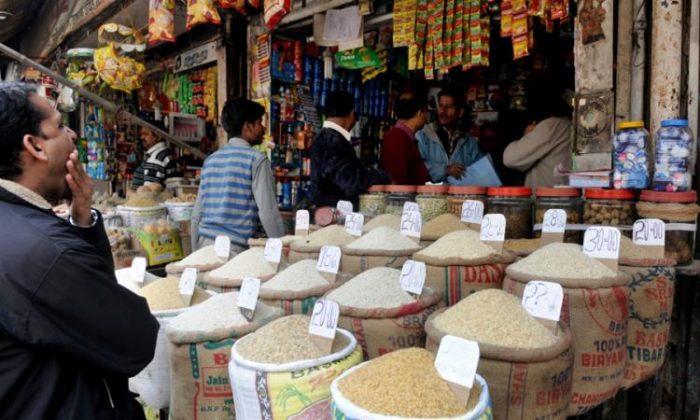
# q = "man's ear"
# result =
<box><xmin>22</xmin><ymin>135</ymin><xmax>49</xmax><ymax>162</ymax></box>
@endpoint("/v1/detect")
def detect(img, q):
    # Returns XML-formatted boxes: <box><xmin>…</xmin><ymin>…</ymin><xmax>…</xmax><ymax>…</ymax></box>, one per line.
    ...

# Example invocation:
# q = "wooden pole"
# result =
<box><xmin>616</xmin><ymin>0</ymin><xmax>634</xmax><ymax>126</ymax></box>
<box><xmin>630</xmin><ymin>0</ymin><xmax>647</xmax><ymax>121</ymax></box>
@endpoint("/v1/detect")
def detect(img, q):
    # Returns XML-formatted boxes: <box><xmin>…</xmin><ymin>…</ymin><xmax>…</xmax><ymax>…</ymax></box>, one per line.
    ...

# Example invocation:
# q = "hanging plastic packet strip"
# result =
<box><xmin>186</xmin><ymin>0</ymin><xmax>222</xmax><ymax>30</ymax></box>
<box><xmin>453</xmin><ymin>0</ymin><xmax>464</xmax><ymax>65</ymax></box>
<box><xmin>512</xmin><ymin>34</ymin><xmax>530</xmax><ymax>59</ymax></box>
<box><xmin>443</xmin><ymin>0</ymin><xmax>455</xmax><ymax>71</ymax></box>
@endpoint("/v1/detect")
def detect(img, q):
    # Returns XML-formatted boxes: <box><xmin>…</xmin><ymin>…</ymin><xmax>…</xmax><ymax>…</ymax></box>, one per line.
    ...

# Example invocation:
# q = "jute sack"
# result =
<box><xmin>331</xmin><ymin>368</ymin><xmax>493</xmax><ymax>420</ymax></box>
<box><xmin>259</xmin><ymin>272</ymin><xmax>352</xmax><ymax>315</ymax></box>
<box><xmin>165</xmin><ymin>297</ymin><xmax>283</xmax><ymax>420</ymax></box>
<box><xmin>424</xmin><ymin>263</ymin><xmax>509</xmax><ymax>306</ymax></box>
<box><xmin>228</xmin><ymin>329</ymin><xmax>363</xmax><ymax>420</ymax></box>
<box><xmin>332</xmin><ymin>287</ymin><xmax>444</xmax><ymax>359</ymax></box>
<box><xmin>425</xmin><ymin>308</ymin><xmax>573</xmax><ymax>420</ymax></box>
<box><xmin>503</xmin><ymin>270</ymin><xmax>630</xmax><ymax>416</ymax></box>
<box><xmin>288</xmin><ymin>249</ymin><xmax>319</xmax><ymax>263</ymax></box>
<box><xmin>620</xmin><ymin>265</ymin><xmax>675</xmax><ymax>388</ymax></box>
<box><xmin>165</xmin><ymin>245</ymin><xmax>228</xmax><ymax>275</ymax></box>
<box><xmin>340</xmin><ymin>254</ymin><xmax>412</xmax><ymax>275</ymax></box>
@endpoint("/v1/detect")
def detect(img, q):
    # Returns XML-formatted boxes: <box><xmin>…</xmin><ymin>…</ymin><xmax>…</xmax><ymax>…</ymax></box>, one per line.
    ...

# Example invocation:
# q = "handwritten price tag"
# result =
<box><xmin>540</xmin><ymin>209</ymin><xmax>567</xmax><ymax>246</ymax></box>
<box><xmin>130</xmin><ymin>257</ymin><xmax>147</xmax><ymax>284</ymax></box>
<box><xmin>264</xmin><ymin>238</ymin><xmax>283</xmax><ymax>271</ymax></box>
<box><xmin>633</xmin><ymin>218</ymin><xmax>665</xmax><ymax>248</ymax></box>
<box><xmin>399</xmin><ymin>260</ymin><xmax>426</xmax><ymax>297</ymax></box>
<box><xmin>179</xmin><ymin>267</ymin><xmax>198</xmax><ymax>306</ymax></box>
<box><xmin>403</xmin><ymin>201</ymin><xmax>420</xmax><ymax>214</ymax></box>
<box><xmin>344</xmin><ymin>212</ymin><xmax>365</xmax><ymax>237</ymax></box>
<box><xmin>480</xmin><ymin>214</ymin><xmax>506</xmax><ymax>251</ymax></box>
<box><xmin>336</xmin><ymin>200</ymin><xmax>354</xmax><ymax>224</ymax></box>
<box><xmin>400</xmin><ymin>210</ymin><xmax>422</xmax><ymax>241</ymax></box>
<box><xmin>583</xmin><ymin>226</ymin><xmax>621</xmax><ymax>270</ymax></box>
<box><xmin>295</xmin><ymin>210</ymin><xmax>310</xmax><ymax>236</ymax></box>
<box><xmin>434</xmin><ymin>335</ymin><xmax>480</xmax><ymax>405</ymax></box>
<box><xmin>214</xmin><ymin>235</ymin><xmax>231</xmax><ymax>259</ymax></box>
<box><xmin>522</xmin><ymin>281</ymin><xmax>564</xmax><ymax>331</ymax></box>
<box><xmin>238</xmin><ymin>277</ymin><xmax>261</xmax><ymax>321</ymax></box>
<box><xmin>309</xmin><ymin>299</ymin><xmax>340</xmax><ymax>354</ymax></box>
<box><xmin>317</xmin><ymin>245</ymin><xmax>341</xmax><ymax>283</ymax></box>
<box><xmin>461</xmin><ymin>200</ymin><xmax>484</xmax><ymax>225</ymax></box>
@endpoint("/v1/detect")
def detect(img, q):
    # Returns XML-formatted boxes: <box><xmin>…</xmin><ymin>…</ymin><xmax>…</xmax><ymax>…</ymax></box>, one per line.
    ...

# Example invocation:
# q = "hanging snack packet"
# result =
<box><xmin>219</xmin><ymin>0</ymin><xmax>247</xmax><ymax>14</ymax></box>
<box><xmin>512</xmin><ymin>34</ymin><xmax>529</xmax><ymax>59</ymax></box>
<box><xmin>149</xmin><ymin>0</ymin><xmax>176</xmax><ymax>45</ymax></box>
<box><xmin>501</xmin><ymin>3</ymin><xmax>513</xmax><ymax>37</ymax></box>
<box><xmin>512</xmin><ymin>12</ymin><xmax>528</xmax><ymax>37</ymax></box>
<box><xmin>264</xmin><ymin>0</ymin><xmax>291</xmax><ymax>30</ymax></box>
<box><xmin>186</xmin><ymin>0</ymin><xmax>222</xmax><ymax>30</ymax></box>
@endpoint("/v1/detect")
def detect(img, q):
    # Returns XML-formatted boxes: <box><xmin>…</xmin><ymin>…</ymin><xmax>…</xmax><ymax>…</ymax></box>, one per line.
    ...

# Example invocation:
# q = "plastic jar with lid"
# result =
<box><xmin>487</xmin><ymin>187</ymin><xmax>533</xmax><ymax>239</ymax></box>
<box><xmin>653</xmin><ymin>119</ymin><xmax>694</xmax><ymax>192</ymax></box>
<box><xmin>359</xmin><ymin>185</ymin><xmax>387</xmax><ymax>218</ymax></box>
<box><xmin>534</xmin><ymin>187</ymin><xmax>584</xmax><ymax>242</ymax></box>
<box><xmin>613</xmin><ymin>121</ymin><xmax>651</xmax><ymax>190</ymax></box>
<box><xmin>583</xmin><ymin>189</ymin><xmax>637</xmax><ymax>226</ymax></box>
<box><xmin>416</xmin><ymin>185</ymin><xmax>450</xmax><ymax>221</ymax></box>
<box><xmin>637</xmin><ymin>190</ymin><xmax>700</xmax><ymax>265</ymax></box>
<box><xmin>447</xmin><ymin>186</ymin><xmax>488</xmax><ymax>217</ymax></box>
<box><xmin>385</xmin><ymin>185</ymin><xmax>418</xmax><ymax>216</ymax></box>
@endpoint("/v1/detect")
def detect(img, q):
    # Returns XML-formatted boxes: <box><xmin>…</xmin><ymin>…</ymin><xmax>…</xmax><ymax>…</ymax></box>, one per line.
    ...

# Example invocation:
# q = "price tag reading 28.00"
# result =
<box><xmin>309</xmin><ymin>299</ymin><xmax>340</xmax><ymax>354</ymax></box>
<box><xmin>399</xmin><ymin>260</ymin><xmax>426</xmax><ymax>297</ymax></box>
<box><xmin>583</xmin><ymin>226</ymin><xmax>621</xmax><ymax>270</ymax></box>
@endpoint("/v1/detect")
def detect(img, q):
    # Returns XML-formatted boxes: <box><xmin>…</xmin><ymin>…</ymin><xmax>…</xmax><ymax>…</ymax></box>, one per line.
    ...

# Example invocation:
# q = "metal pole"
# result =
<box><xmin>0</xmin><ymin>41</ymin><xmax>207</xmax><ymax>159</ymax></box>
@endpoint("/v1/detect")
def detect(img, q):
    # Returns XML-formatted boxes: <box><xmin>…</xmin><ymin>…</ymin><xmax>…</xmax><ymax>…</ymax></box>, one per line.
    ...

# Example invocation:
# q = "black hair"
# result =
<box><xmin>526</xmin><ymin>74</ymin><xmax>573</xmax><ymax>123</ymax></box>
<box><xmin>221</xmin><ymin>98</ymin><xmax>265</xmax><ymax>137</ymax></box>
<box><xmin>324</xmin><ymin>91</ymin><xmax>355</xmax><ymax>118</ymax></box>
<box><xmin>437</xmin><ymin>86</ymin><xmax>466</xmax><ymax>109</ymax></box>
<box><xmin>0</xmin><ymin>82</ymin><xmax>46</xmax><ymax>179</ymax></box>
<box><xmin>394</xmin><ymin>92</ymin><xmax>427</xmax><ymax>120</ymax></box>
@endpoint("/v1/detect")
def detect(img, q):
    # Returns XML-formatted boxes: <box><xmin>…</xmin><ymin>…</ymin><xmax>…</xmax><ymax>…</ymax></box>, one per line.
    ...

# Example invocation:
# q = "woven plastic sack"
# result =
<box><xmin>186</xmin><ymin>0</ymin><xmax>222</xmax><ymax>30</ymax></box>
<box><xmin>94</xmin><ymin>45</ymin><xmax>145</xmax><ymax>92</ymax></box>
<box><xmin>148</xmin><ymin>0</ymin><xmax>176</xmax><ymax>44</ymax></box>
<box><xmin>425</xmin><ymin>263</ymin><xmax>509</xmax><ymax>306</ymax></box>
<box><xmin>228</xmin><ymin>329</ymin><xmax>363</xmax><ymax>419</ymax></box>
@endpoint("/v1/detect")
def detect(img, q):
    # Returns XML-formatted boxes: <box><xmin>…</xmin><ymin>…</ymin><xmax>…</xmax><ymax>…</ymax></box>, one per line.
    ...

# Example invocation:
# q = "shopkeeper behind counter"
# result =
<box><xmin>131</xmin><ymin>122</ymin><xmax>178</xmax><ymax>190</ymax></box>
<box><xmin>310</xmin><ymin>91</ymin><xmax>390</xmax><ymax>224</ymax></box>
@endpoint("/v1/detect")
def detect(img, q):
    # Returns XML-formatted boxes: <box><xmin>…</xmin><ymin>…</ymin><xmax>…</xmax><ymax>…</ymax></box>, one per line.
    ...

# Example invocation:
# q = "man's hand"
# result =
<box><xmin>66</xmin><ymin>150</ymin><xmax>94</xmax><ymax>227</ymax></box>
<box><xmin>446</xmin><ymin>164</ymin><xmax>466</xmax><ymax>178</ymax></box>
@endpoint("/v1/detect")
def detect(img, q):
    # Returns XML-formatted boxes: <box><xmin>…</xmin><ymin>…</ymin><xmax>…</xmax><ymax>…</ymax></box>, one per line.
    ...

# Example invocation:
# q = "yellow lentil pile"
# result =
<box><xmin>432</xmin><ymin>289</ymin><xmax>559</xmax><ymax>349</ymax></box>
<box><xmin>338</xmin><ymin>348</ymin><xmax>480</xmax><ymax>417</ymax></box>
<box><xmin>139</xmin><ymin>276</ymin><xmax>210</xmax><ymax>311</ymax></box>
<box><xmin>236</xmin><ymin>315</ymin><xmax>349</xmax><ymax>364</ymax></box>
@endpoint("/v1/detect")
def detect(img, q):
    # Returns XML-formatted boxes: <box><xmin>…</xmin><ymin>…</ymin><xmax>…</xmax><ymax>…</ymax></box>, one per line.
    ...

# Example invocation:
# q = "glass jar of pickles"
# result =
<box><xmin>447</xmin><ymin>186</ymin><xmax>488</xmax><ymax>217</ymax></box>
<box><xmin>584</xmin><ymin>189</ymin><xmax>637</xmax><ymax>227</ymax></box>
<box><xmin>534</xmin><ymin>187</ymin><xmax>584</xmax><ymax>243</ymax></box>
<box><xmin>385</xmin><ymin>185</ymin><xmax>418</xmax><ymax>216</ymax></box>
<box><xmin>416</xmin><ymin>185</ymin><xmax>449</xmax><ymax>221</ymax></box>
<box><xmin>359</xmin><ymin>185</ymin><xmax>387</xmax><ymax>218</ymax></box>
<box><xmin>487</xmin><ymin>187</ymin><xmax>533</xmax><ymax>239</ymax></box>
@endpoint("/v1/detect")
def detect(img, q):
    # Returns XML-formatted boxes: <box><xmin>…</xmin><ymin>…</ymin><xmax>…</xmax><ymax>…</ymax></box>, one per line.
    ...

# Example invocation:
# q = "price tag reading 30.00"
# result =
<box><xmin>399</xmin><ymin>260</ymin><xmax>426</xmax><ymax>297</ymax></box>
<box><xmin>583</xmin><ymin>226</ymin><xmax>621</xmax><ymax>270</ymax></box>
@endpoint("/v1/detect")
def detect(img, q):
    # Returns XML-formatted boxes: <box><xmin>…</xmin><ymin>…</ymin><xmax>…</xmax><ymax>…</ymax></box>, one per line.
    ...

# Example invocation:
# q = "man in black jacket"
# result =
<box><xmin>310</xmin><ymin>91</ymin><xmax>390</xmax><ymax>222</ymax></box>
<box><xmin>0</xmin><ymin>82</ymin><xmax>158</xmax><ymax>419</ymax></box>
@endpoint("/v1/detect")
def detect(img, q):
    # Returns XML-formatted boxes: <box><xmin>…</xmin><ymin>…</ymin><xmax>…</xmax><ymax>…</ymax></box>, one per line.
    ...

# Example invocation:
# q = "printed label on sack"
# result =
<box><xmin>633</xmin><ymin>219</ymin><xmax>666</xmax><ymax>258</ymax></box>
<box><xmin>309</xmin><ymin>299</ymin><xmax>339</xmax><ymax>354</ymax></box>
<box><xmin>264</xmin><ymin>238</ymin><xmax>283</xmax><ymax>271</ymax></box>
<box><xmin>583</xmin><ymin>226</ymin><xmax>621</xmax><ymax>270</ymax></box>
<box><xmin>238</xmin><ymin>277</ymin><xmax>260</xmax><ymax>321</ymax></box>
<box><xmin>344</xmin><ymin>212</ymin><xmax>365</xmax><ymax>237</ymax></box>
<box><xmin>403</xmin><ymin>201</ymin><xmax>420</xmax><ymax>214</ymax></box>
<box><xmin>460</xmin><ymin>200</ymin><xmax>484</xmax><ymax>224</ymax></box>
<box><xmin>522</xmin><ymin>280</ymin><xmax>564</xmax><ymax>331</ymax></box>
<box><xmin>540</xmin><ymin>209</ymin><xmax>567</xmax><ymax>245</ymax></box>
<box><xmin>179</xmin><ymin>267</ymin><xmax>198</xmax><ymax>306</ymax></box>
<box><xmin>400</xmin><ymin>210</ymin><xmax>422</xmax><ymax>241</ymax></box>
<box><xmin>480</xmin><ymin>214</ymin><xmax>506</xmax><ymax>251</ymax></box>
<box><xmin>295</xmin><ymin>210</ymin><xmax>310</xmax><ymax>235</ymax></box>
<box><xmin>130</xmin><ymin>257</ymin><xmax>147</xmax><ymax>283</ymax></box>
<box><xmin>317</xmin><ymin>245</ymin><xmax>341</xmax><ymax>283</ymax></box>
<box><xmin>399</xmin><ymin>260</ymin><xmax>426</xmax><ymax>297</ymax></box>
<box><xmin>336</xmin><ymin>200</ymin><xmax>354</xmax><ymax>222</ymax></box>
<box><xmin>214</xmin><ymin>235</ymin><xmax>231</xmax><ymax>259</ymax></box>
<box><xmin>435</xmin><ymin>335</ymin><xmax>480</xmax><ymax>405</ymax></box>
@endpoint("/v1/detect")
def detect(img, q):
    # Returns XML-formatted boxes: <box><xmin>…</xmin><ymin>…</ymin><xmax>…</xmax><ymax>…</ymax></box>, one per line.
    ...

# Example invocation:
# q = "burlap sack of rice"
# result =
<box><xmin>424</xmin><ymin>290</ymin><xmax>573</xmax><ymax>420</ymax></box>
<box><xmin>504</xmin><ymin>239</ymin><xmax>542</xmax><ymax>258</ymax></box>
<box><xmin>288</xmin><ymin>224</ymin><xmax>356</xmax><ymax>263</ymax></box>
<box><xmin>413</xmin><ymin>230</ymin><xmax>515</xmax><ymax>305</ymax></box>
<box><xmin>618</xmin><ymin>236</ymin><xmax>675</xmax><ymax>389</ymax></box>
<box><xmin>165</xmin><ymin>244</ymin><xmax>229</xmax><ymax>274</ymax></box>
<box><xmin>258</xmin><ymin>259</ymin><xmax>351</xmax><ymax>315</ymax></box>
<box><xmin>248</xmin><ymin>235</ymin><xmax>302</xmax><ymax>259</ymax></box>
<box><xmin>420</xmin><ymin>213</ymin><xmax>468</xmax><ymax>242</ymax></box>
<box><xmin>165</xmin><ymin>294</ymin><xmax>283</xmax><ymax>420</ymax></box>
<box><xmin>324</xmin><ymin>267</ymin><xmax>444</xmax><ymax>359</ymax></box>
<box><xmin>362</xmin><ymin>213</ymin><xmax>401</xmax><ymax>233</ymax></box>
<box><xmin>340</xmin><ymin>227</ymin><xmax>422</xmax><ymax>274</ymax></box>
<box><xmin>204</xmin><ymin>247</ymin><xmax>280</xmax><ymax>291</ymax></box>
<box><xmin>503</xmin><ymin>243</ymin><xmax>630</xmax><ymax>416</ymax></box>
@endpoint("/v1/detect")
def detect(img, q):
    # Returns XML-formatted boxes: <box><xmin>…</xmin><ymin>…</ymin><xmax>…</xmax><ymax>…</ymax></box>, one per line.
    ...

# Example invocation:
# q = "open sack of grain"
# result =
<box><xmin>289</xmin><ymin>224</ymin><xmax>356</xmax><ymax>262</ymax></box>
<box><xmin>248</xmin><ymin>235</ymin><xmax>303</xmax><ymax>259</ymax></box>
<box><xmin>204</xmin><ymin>247</ymin><xmax>280</xmax><ymax>292</ymax></box>
<box><xmin>324</xmin><ymin>267</ymin><xmax>443</xmax><ymax>359</ymax></box>
<box><xmin>228</xmin><ymin>315</ymin><xmax>363</xmax><ymax>420</ymax></box>
<box><xmin>115</xmin><ymin>267</ymin><xmax>161</xmax><ymax>294</ymax></box>
<box><xmin>425</xmin><ymin>290</ymin><xmax>572</xmax><ymax>420</ymax></box>
<box><xmin>362</xmin><ymin>213</ymin><xmax>401</xmax><ymax>233</ymax></box>
<box><xmin>330</xmin><ymin>348</ymin><xmax>493</xmax><ymax>420</ymax></box>
<box><xmin>618</xmin><ymin>236</ymin><xmax>676</xmax><ymax>389</ymax></box>
<box><xmin>503</xmin><ymin>243</ymin><xmax>630</xmax><ymax>416</ymax></box>
<box><xmin>503</xmin><ymin>239</ymin><xmax>542</xmax><ymax>258</ymax></box>
<box><xmin>165</xmin><ymin>244</ymin><xmax>229</xmax><ymax>275</ymax></box>
<box><xmin>420</xmin><ymin>213</ymin><xmax>469</xmax><ymax>243</ymax></box>
<box><xmin>166</xmin><ymin>293</ymin><xmax>283</xmax><ymax>420</ymax></box>
<box><xmin>129</xmin><ymin>276</ymin><xmax>212</xmax><ymax>410</ymax></box>
<box><xmin>259</xmin><ymin>259</ymin><xmax>351</xmax><ymax>315</ymax></box>
<box><xmin>413</xmin><ymin>230</ymin><xmax>515</xmax><ymax>306</ymax></box>
<box><xmin>341</xmin><ymin>227</ymin><xmax>422</xmax><ymax>274</ymax></box>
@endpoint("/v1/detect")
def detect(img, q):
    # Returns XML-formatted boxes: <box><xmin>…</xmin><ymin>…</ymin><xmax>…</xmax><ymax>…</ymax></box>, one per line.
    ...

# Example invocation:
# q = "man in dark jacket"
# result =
<box><xmin>310</xmin><ymin>91</ymin><xmax>390</xmax><ymax>222</ymax></box>
<box><xmin>0</xmin><ymin>82</ymin><xmax>158</xmax><ymax>419</ymax></box>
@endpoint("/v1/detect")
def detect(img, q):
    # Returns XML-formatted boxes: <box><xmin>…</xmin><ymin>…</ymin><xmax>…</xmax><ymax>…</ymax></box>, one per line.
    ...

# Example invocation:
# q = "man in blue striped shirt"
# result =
<box><xmin>191</xmin><ymin>99</ymin><xmax>284</xmax><ymax>252</ymax></box>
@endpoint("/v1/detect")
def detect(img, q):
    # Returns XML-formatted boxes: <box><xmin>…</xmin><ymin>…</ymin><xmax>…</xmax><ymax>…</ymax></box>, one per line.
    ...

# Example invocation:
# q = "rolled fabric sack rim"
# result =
<box><xmin>505</xmin><ymin>268</ymin><xmax>631</xmax><ymax>289</ymax></box>
<box><xmin>258</xmin><ymin>271</ymin><xmax>353</xmax><ymax>300</ymax></box>
<box><xmin>329</xmin><ymin>286</ymin><xmax>444</xmax><ymax>319</ymax></box>
<box><xmin>413</xmin><ymin>251</ymin><xmax>516</xmax><ymax>267</ymax></box>
<box><xmin>342</xmin><ymin>246</ymin><xmax>423</xmax><ymax>257</ymax></box>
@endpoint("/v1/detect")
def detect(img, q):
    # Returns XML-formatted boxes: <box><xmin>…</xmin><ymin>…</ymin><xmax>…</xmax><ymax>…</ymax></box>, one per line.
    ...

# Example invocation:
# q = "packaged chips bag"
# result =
<box><xmin>219</xmin><ymin>0</ymin><xmax>246</xmax><ymax>14</ymax></box>
<box><xmin>149</xmin><ymin>0</ymin><xmax>176</xmax><ymax>44</ymax></box>
<box><xmin>186</xmin><ymin>0</ymin><xmax>222</xmax><ymax>30</ymax></box>
<box><xmin>94</xmin><ymin>45</ymin><xmax>146</xmax><ymax>92</ymax></box>
<box><xmin>264</xmin><ymin>0</ymin><xmax>291</xmax><ymax>30</ymax></box>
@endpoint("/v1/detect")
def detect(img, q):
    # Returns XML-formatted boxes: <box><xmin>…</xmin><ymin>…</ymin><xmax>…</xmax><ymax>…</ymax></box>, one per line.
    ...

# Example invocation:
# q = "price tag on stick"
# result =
<box><xmin>403</xmin><ymin>201</ymin><xmax>420</xmax><ymax>214</ymax></box>
<box><xmin>238</xmin><ymin>277</ymin><xmax>261</xmax><ymax>321</ymax></box>
<box><xmin>399</xmin><ymin>260</ymin><xmax>426</xmax><ymax>298</ymax></box>
<box><xmin>480</xmin><ymin>214</ymin><xmax>506</xmax><ymax>252</ymax></box>
<box><xmin>461</xmin><ymin>200</ymin><xmax>484</xmax><ymax>230</ymax></box>
<box><xmin>309</xmin><ymin>299</ymin><xmax>340</xmax><ymax>354</ymax></box>
<box><xmin>295</xmin><ymin>210</ymin><xmax>310</xmax><ymax>236</ymax></box>
<box><xmin>540</xmin><ymin>209</ymin><xmax>567</xmax><ymax>246</ymax></box>
<box><xmin>434</xmin><ymin>336</ymin><xmax>480</xmax><ymax>405</ymax></box>
<box><xmin>336</xmin><ymin>200</ymin><xmax>353</xmax><ymax>225</ymax></box>
<box><xmin>317</xmin><ymin>245</ymin><xmax>342</xmax><ymax>283</ymax></box>
<box><xmin>130</xmin><ymin>257</ymin><xmax>147</xmax><ymax>284</ymax></box>
<box><xmin>400</xmin><ymin>210</ymin><xmax>422</xmax><ymax>243</ymax></box>
<box><xmin>214</xmin><ymin>235</ymin><xmax>231</xmax><ymax>259</ymax></box>
<box><xmin>344</xmin><ymin>212</ymin><xmax>365</xmax><ymax>237</ymax></box>
<box><xmin>632</xmin><ymin>219</ymin><xmax>666</xmax><ymax>259</ymax></box>
<box><xmin>264</xmin><ymin>238</ymin><xmax>283</xmax><ymax>272</ymax></box>
<box><xmin>522</xmin><ymin>281</ymin><xmax>564</xmax><ymax>332</ymax></box>
<box><xmin>179</xmin><ymin>267</ymin><xmax>198</xmax><ymax>306</ymax></box>
<box><xmin>583</xmin><ymin>226</ymin><xmax>621</xmax><ymax>271</ymax></box>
